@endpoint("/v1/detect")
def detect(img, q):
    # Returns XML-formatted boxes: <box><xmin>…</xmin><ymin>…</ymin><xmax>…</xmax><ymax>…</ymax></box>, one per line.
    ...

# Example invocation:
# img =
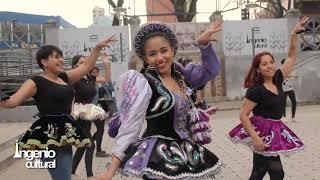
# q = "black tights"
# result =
<box><xmin>283</xmin><ymin>90</ymin><xmax>296</xmax><ymax>118</ymax></box>
<box><xmin>249</xmin><ymin>153</ymin><xmax>284</xmax><ymax>180</ymax></box>
<box><xmin>72</xmin><ymin>120</ymin><xmax>95</xmax><ymax>177</ymax></box>
<box><xmin>93</xmin><ymin>119</ymin><xmax>105</xmax><ymax>152</ymax></box>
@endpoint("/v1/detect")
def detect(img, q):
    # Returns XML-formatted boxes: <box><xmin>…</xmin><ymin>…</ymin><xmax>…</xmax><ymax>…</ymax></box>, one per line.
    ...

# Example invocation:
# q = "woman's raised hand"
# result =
<box><xmin>292</xmin><ymin>16</ymin><xmax>310</xmax><ymax>34</ymax></box>
<box><xmin>95</xmin><ymin>35</ymin><xmax>118</xmax><ymax>50</ymax></box>
<box><xmin>198</xmin><ymin>18</ymin><xmax>223</xmax><ymax>45</ymax></box>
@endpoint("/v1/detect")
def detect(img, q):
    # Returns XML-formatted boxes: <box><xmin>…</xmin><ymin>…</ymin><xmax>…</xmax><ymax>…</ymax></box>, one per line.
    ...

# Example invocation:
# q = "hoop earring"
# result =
<box><xmin>257</xmin><ymin>71</ymin><xmax>261</xmax><ymax>76</ymax></box>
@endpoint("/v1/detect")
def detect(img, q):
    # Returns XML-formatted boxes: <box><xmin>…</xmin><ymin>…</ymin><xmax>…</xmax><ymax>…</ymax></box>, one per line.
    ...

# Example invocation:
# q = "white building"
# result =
<box><xmin>93</xmin><ymin>6</ymin><xmax>113</xmax><ymax>26</ymax></box>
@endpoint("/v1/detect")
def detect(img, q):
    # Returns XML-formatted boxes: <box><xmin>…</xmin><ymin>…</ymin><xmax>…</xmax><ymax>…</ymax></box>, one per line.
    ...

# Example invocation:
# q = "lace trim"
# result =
<box><xmin>122</xmin><ymin>160</ymin><xmax>223</xmax><ymax>179</ymax></box>
<box><xmin>228</xmin><ymin>135</ymin><xmax>304</xmax><ymax>157</ymax></box>
<box><xmin>17</xmin><ymin>136</ymin><xmax>91</xmax><ymax>149</ymax></box>
<box><xmin>72</xmin><ymin>103</ymin><xmax>108</xmax><ymax>121</ymax></box>
<box><xmin>253</xmin><ymin>147</ymin><xmax>304</xmax><ymax>157</ymax></box>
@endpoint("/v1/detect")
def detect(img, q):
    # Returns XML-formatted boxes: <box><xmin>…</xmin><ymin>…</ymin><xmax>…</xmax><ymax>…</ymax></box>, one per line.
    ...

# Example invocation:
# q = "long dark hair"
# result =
<box><xmin>71</xmin><ymin>55</ymin><xmax>85</xmax><ymax>69</ymax></box>
<box><xmin>244</xmin><ymin>51</ymin><xmax>275</xmax><ymax>88</ymax></box>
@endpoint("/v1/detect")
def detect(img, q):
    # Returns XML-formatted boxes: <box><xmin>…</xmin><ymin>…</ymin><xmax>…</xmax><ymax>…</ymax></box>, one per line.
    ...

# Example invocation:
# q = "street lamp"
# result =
<box><xmin>113</xmin><ymin>7</ymin><xmax>127</xmax><ymax>26</ymax></box>
<box><xmin>251</xmin><ymin>27</ymin><xmax>260</xmax><ymax>56</ymax></box>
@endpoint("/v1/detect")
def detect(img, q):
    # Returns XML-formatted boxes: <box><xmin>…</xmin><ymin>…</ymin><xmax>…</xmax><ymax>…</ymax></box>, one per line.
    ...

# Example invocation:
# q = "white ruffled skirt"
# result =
<box><xmin>72</xmin><ymin>103</ymin><xmax>109</xmax><ymax>121</ymax></box>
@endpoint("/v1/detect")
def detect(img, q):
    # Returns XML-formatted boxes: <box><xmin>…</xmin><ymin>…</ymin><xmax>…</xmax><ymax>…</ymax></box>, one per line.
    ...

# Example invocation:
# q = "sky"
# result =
<box><xmin>0</xmin><ymin>0</ymin><xmax>241</xmax><ymax>28</ymax></box>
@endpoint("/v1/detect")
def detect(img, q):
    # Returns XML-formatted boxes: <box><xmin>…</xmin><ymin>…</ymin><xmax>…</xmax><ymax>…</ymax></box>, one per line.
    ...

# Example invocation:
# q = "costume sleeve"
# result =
<box><xmin>176</xmin><ymin>43</ymin><xmax>221</xmax><ymax>89</ymax></box>
<box><xmin>245</xmin><ymin>86</ymin><xmax>261</xmax><ymax>104</ymax></box>
<box><xmin>111</xmin><ymin>70</ymin><xmax>152</xmax><ymax>160</ymax></box>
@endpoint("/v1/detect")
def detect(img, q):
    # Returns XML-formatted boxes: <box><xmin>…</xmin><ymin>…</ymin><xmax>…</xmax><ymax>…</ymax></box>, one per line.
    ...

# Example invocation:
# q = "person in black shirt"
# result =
<box><xmin>229</xmin><ymin>17</ymin><xmax>309</xmax><ymax>180</ymax></box>
<box><xmin>70</xmin><ymin>55</ymin><xmax>97</xmax><ymax>178</ymax></box>
<box><xmin>90</xmin><ymin>53</ymin><xmax>114</xmax><ymax>157</ymax></box>
<box><xmin>71</xmin><ymin>53</ymin><xmax>112</xmax><ymax>178</ymax></box>
<box><xmin>0</xmin><ymin>35</ymin><xmax>117</xmax><ymax>180</ymax></box>
<box><xmin>281</xmin><ymin>58</ymin><xmax>297</xmax><ymax>122</ymax></box>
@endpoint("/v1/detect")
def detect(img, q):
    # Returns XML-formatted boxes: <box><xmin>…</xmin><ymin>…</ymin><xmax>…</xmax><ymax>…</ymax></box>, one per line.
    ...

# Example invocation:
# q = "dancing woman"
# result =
<box><xmin>0</xmin><ymin>36</ymin><xmax>117</xmax><ymax>180</ymax></box>
<box><xmin>228</xmin><ymin>17</ymin><xmax>309</xmax><ymax>180</ymax></box>
<box><xmin>98</xmin><ymin>19</ymin><xmax>223</xmax><ymax>180</ymax></box>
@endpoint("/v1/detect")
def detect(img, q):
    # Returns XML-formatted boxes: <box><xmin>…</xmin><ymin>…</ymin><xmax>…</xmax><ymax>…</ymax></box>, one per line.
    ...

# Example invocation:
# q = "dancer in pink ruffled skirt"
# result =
<box><xmin>229</xmin><ymin>17</ymin><xmax>309</xmax><ymax>180</ymax></box>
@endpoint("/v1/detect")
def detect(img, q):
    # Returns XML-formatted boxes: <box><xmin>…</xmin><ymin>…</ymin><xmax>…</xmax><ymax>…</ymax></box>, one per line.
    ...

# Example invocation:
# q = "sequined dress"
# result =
<box><xmin>109</xmin><ymin>43</ymin><xmax>223</xmax><ymax>179</ymax></box>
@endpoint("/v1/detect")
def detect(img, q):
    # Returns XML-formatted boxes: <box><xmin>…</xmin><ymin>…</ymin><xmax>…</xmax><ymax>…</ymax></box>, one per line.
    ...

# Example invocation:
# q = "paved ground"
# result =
<box><xmin>0</xmin><ymin>104</ymin><xmax>319</xmax><ymax>180</ymax></box>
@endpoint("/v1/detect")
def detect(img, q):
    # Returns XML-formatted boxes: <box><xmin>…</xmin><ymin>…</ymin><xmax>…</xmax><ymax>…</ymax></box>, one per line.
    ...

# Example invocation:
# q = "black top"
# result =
<box><xmin>142</xmin><ymin>69</ymin><xmax>180</xmax><ymax>140</ymax></box>
<box><xmin>245</xmin><ymin>69</ymin><xmax>285</xmax><ymax>119</ymax></box>
<box><xmin>31</xmin><ymin>73</ymin><xmax>75</xmax><ymax>115</ymax></box>
<box><xmin>73</xmin><ymin>75</ymin><xmax>96</xmax><ymax>104</ymax></box>
<box><xmin>0</xmin><ymin>90</ymin><xmax>10</xmax><ymax>101</ymax></box>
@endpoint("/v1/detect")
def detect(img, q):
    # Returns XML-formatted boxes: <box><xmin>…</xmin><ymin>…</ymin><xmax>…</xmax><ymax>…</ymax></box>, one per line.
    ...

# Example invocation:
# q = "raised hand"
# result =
<box><xmin>101</xmin><ymin>52</ymin><xmax>110</xmax><ymax>65</ymax></box>
<box><xmin>292</xmin><ymin>16</ymin><xmax>310</xmax><ymax>34</ymax></box>
<box><xmin>95</xmin><ymin>35</ymin><xmax>118</xmax><ymax>50</ymax></box>
<box><xmin>198</xmin><ymin>18</ymin><xmax>223</xmax><ymax>45</ymax></box>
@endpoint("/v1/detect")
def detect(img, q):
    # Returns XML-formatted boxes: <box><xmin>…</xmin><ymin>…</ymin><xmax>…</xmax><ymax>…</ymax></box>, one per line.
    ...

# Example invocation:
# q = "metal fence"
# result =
<box><xmin>301</xmin><ymin>16</ymin><xmax>320</xmax><ymax>51</ymax></box>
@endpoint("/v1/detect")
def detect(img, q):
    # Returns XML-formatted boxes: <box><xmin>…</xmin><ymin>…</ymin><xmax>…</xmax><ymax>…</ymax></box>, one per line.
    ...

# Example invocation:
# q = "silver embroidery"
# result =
<box><xmin>43</xmin><ymin>124</ymin><xmax>58</xmax><ymax>139</ymax></box>
<box><xmin>156</xmin><ymin>140</ymin><xmax>202</xmax><ymax>171</ymax></box>
<box><xmin>150</xmin><ymin>96</ymin><xmax>167</xmax><ymax>112</ymax></box>
<box><xmin>281</xmin><ymin>128</ymin><xmax>300</xmax><ymax>146</ymax></box>
<box><xmin>145</xmin><ymin>73</ymin><xmax>175</xmax><ymax>119</ymax></box>
<box><xmin>65</xmin><ymin>123</ymin><xmax>77</xmax><ymax>137</ymax></box>
<box><xmin>261</xmin><ymin>131</ymin><xmax>274</xmax><ymax>147</ymax></box>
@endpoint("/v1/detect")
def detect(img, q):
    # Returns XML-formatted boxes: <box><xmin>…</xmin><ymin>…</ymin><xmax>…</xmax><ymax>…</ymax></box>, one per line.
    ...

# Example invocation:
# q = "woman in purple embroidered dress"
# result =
<box><xmin>228</xmin><ymin>17</ymin><xmax>309</xmax><ymax>180</ymax></box>
<box><xmin>97</xmin><ymin>20</ymin><xmax>223</xmax><ymax>180</ymax></box>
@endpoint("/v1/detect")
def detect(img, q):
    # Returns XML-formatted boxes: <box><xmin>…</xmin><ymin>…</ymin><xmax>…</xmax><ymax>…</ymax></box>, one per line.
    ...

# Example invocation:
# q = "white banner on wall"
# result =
<box><xmin>172</xmin><ymin>22</ymin><xmax>211</xmax><ymax>53</ymax></box>
<box><xmin>58</xmin><ymin>26</ymin><xmax>130</xmax><ymax>62</ymax></box>
<box><xmin>223</xmin><ymin>18</ymin><xmax>289</xmax><ymax>56</ymax></box>
<box><xmin>58</xmin><ymin>26</ymin><xmax>129</xmax><ymax>81</ymax></box>
<box><xmin>174</xmin><ymin>23</ymin><xmax>198</xmax><ymax>52</ymax></box>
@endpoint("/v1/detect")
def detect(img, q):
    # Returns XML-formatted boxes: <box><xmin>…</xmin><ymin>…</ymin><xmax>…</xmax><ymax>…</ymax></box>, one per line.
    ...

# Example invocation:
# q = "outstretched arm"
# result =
<box><xmin>66</xmin><ymin>35</ymin><xmax>117</xmax><ymax>84</ymax></box>
<box><xmin>96</xmin><ymin>52</ymin><xmax>112</xmax><ymax>83</ymax></box>
<box><xmin>0</xmin><ymin>80</ymin><xmax>36</xmax><ymax>108</ymax></box>
<box><xmin>280</xmin><ymin>16</ymin><xmax>310</xmax><ymax>78</ymax></box>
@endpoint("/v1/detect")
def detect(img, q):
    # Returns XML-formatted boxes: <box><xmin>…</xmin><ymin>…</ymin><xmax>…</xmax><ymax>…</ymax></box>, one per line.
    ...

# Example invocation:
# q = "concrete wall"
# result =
<box><xmin>223</xmin><ymin>16</ymin><xmax>320</xmax><ymax>102</ymax></box>
<box><xmin>44</xmin><ymin>17</ymin><xmax>320</xmax><ymax>103</ymax></box>
<box><xmin>0</xmin><ymin>106</ymin><xmax>38</xmax><ymax>122</ymax></box>
<box><xmin>225</xmin><ymin>53</ymin><xmax>287</xmax><ymax>100</ymax></box>
<box><xmin>294</xmin><ymin>52</ymin><xmax>320</xmax><ymax>101</ymax></box>
<box><xmin>224</xmin><ymin>46</ymin><xmax>320</xmax><ymax>102</ymax></box>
